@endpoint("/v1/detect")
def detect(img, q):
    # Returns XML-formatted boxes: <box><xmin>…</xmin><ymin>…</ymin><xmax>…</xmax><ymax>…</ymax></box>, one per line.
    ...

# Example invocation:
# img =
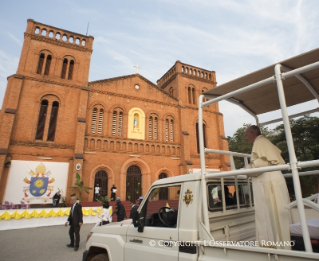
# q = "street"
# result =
<box><xmin>0</xmin><ymin>224</ymin><xmax>94</xmax><ymax>261</ymax></box>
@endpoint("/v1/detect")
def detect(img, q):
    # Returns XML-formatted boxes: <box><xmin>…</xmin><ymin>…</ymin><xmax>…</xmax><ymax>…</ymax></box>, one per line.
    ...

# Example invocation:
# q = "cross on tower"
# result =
<box><xmin>133</xmin><ymin>64</ymin><xmax>142</xmax><ymax>74</ymax></box>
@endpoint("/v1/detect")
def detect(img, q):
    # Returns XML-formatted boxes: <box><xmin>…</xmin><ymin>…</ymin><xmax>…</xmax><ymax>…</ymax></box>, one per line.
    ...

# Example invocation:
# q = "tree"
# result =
<box><xmin>227</xmin><ymin>116</ymin><xmax>319</xmax><ymax>197</ymax></box>
<box><xmin>69</xmin><ymin>173</ymin><xmax>92</xmax><ymax>201</ymax></box>
<box><xmin>227</xmin><ymin>123</ymin><xmax>272</xmax><ymax>169</ymax></box>
<box><xmin>271</xmin><ymin>116</ymin><xmax>319</xmax><ymax>196</ymax></box>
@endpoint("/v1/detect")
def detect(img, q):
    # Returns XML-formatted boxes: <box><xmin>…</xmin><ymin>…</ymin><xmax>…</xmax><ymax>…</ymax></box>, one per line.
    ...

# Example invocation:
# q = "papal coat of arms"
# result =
<box><xmin>183</xmin><ymin>188</ymin><xmax>193</xmax><ymax>206</ymax></box>
<box><xmin>22</xmin><ymin>163</ymin><xmax>55</xmax><ymax>202</ymax></box>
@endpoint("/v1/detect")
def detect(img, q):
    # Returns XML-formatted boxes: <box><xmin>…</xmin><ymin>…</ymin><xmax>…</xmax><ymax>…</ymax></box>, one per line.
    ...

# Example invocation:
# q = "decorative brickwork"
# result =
<box><xmin>0</xmin><ymin>19</ymin><xmax>229</xmax><ymax>203</ymax></box>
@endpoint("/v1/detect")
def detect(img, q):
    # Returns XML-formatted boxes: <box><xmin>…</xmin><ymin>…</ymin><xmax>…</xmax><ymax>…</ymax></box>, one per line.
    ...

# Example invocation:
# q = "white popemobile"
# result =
<box><xmin>83</xmin><ymin>48</ymin><xmax>319</xmax><ymax>261</ymax></box>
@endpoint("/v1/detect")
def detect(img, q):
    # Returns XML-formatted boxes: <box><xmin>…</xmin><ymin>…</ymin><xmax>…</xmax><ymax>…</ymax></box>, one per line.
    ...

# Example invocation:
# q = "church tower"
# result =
<box><xmin>0</xmin><ymin>19</ymin><xmax>94</xmax><ymax>201</ymax></box>
<box><xmin>157</xmin><ymin>61</ymin><xmax>229</xmax><ymax>174</ymax></box>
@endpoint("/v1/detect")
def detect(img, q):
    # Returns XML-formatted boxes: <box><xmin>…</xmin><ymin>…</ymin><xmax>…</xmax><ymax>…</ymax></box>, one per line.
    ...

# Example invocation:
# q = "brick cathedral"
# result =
<box><xmin>0</xmin><ymin>19</ymin><xmax>229</xmax><ymax>204</ymax></box>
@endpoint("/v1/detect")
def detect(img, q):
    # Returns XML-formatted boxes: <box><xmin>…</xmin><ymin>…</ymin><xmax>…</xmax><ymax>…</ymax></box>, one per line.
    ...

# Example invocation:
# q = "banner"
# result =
<box><xmin>4</xmin><ymin>160</ymin><xmax>69</xmax><ymax>205</ymax></box>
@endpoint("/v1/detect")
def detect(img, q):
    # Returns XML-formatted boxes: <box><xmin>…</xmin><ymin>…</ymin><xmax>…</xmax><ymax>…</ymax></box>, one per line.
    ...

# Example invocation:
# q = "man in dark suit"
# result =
<box><xmin>129</xmin><ymin>199</ymin><xmax>138</xmax><ymax>219</ymax></box>
<box><xmin>65</xmin><ymin>196</ymin><xmax>83</xmax><ymax>251</ymax></box>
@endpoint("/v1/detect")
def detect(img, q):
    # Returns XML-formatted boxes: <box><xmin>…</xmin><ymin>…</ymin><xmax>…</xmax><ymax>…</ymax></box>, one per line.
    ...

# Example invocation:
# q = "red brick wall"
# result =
<box><xmin>0</xmin><ymin>20</ymin><xmax>229</xmax><ymax>204</ymax></box>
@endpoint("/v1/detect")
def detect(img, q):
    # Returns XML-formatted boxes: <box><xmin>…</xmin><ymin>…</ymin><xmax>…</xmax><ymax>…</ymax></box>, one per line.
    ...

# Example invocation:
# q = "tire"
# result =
<box><xmin>91</xmin><ymin>253</ymin><xmax>109</xmax><ymax>261</ymax></box>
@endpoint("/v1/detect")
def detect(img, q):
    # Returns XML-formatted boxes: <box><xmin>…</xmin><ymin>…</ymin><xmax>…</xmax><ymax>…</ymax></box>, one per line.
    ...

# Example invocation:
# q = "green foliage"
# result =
<box><xmin>227</xmin><ymin>116</ymin><xmax>319</xmax><ymax>197</ymax></box>
<box><xmin>69</xmin><ymin>173</ymin><xmax>93</xmax><ymax>201</ymax></box>
<box><xmin>270</xmin><ymin>116</ymin><xmax>319</xmax><ymax>196</ymax></box>
<box><xmin>96</xmin><ymin>195</ymin><xmax>111</xmax><ymax>204</ymax></box>
<box><xmin>61</xmin><ymin>196</ymin><xmax>67</xmax><ymax>207</ymax></box>
<box><xmin>227</xmin><ymin>123</ymin><xmax>273</xmax><ymax>169</ymax></box>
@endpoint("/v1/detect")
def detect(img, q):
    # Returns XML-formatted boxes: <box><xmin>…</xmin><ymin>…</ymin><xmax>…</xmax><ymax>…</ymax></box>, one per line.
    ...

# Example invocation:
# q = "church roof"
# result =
<box><xmin>89</xmin><ymin>74</ymin><xmax>177</xmax><ymax>101</ymax></box>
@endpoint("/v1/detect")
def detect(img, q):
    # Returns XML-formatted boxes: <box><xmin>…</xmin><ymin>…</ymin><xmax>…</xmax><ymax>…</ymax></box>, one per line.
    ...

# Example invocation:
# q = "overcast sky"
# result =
<box><xmin>0</xmin><ymin>0</ymin><xmax>318</xmax><ymax>136</ymax></box>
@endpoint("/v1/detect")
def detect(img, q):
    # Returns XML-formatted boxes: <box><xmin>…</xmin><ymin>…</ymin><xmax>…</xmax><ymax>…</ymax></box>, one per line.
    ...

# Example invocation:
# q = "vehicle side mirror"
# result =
<box><xmin>132</xmin><ymin>211</ymin><xmax>140</xmax><ymax>228</ymax></box>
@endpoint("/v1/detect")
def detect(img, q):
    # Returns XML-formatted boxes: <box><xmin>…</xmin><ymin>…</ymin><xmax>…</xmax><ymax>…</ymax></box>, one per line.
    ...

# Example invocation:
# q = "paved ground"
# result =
<box><xmin>0</xmin><ymin>224</ymin><xmax>95</xmax><ymax>261</ymax></box>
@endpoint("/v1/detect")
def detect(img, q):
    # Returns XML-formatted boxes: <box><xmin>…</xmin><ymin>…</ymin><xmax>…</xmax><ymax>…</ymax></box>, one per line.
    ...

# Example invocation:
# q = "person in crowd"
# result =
<box><xmin>94</xmin><ymin>184</ymin><xmax>100</xmax><ymax>201</ymax></box>
<box><xmin>110</xmin><ymin>184</ymin><xmax>117</xmax><ymax>201</ymax></box>
<box><xmin>113</xmin><ymin>197</ymin><xmax>126</xmax><ymax>222</ymax></box>
<box><xmin>100</xmin><ymin>201</ymin><xmax>112</xmax><ymax>225</ymax></box>
<box><xmin>129</xmin><ymin>199</ymin><xmax>138</xmax><ymax>219</ymax></box>
<box><xmin>52</xmin><ymin>190</ymin><xmax>61</xmax><ymax>207</ymax></box>
<box><xmin>137</xmin><ymin>196</ymin><xmax>143</xmax><ymax>206</ymax></box>
<box><xmin>65</xmin><ymin>196</ymin><xmax>83</xmax><ymax>251</ymax></box>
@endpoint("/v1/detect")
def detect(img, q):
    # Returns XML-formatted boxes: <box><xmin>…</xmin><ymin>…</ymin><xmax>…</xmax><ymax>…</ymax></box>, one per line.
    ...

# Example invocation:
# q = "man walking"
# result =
<box><xmin>65</xmin><ymin>196</ymin><xmax>83</xmax><ymax>251</ymax></box>
<box><xmin>114</xmin><ymin>197</ymin><xmax>126</xmax><ymax>222</ymax></box>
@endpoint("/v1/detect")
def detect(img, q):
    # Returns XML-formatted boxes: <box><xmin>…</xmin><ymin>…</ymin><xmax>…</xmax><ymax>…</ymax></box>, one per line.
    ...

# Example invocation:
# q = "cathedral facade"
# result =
<box><xmin>0</xmin><ymin>19</ymin><xmax>229</xmax><ymax>203</ymax></box>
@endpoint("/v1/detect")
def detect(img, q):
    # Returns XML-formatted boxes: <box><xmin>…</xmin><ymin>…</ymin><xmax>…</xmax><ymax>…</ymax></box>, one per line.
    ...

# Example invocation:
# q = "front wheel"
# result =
<box><xmin>91</xmin><ymin>253</ymin><xmax>109</xmax><ymax>261</ymax></box>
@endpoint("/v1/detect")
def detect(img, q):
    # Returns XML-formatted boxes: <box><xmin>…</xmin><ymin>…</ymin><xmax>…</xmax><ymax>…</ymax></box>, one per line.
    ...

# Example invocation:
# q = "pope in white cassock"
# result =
<box><xmin>245</xmin><ymin>125</ymin><xmax>291</xmax><ymax>249</ymax></box>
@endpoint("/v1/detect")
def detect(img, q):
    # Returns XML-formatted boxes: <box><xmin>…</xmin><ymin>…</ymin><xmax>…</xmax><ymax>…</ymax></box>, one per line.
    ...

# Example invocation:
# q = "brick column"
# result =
<box><xmin>71</xmin><ymin>87</ymin><xmax>89</xmax><ymax>190</ymax></box>
<box><xmin>0</xmin><ymin>76</ymin><xmax>24</xmax><ymax>185</ymax></box>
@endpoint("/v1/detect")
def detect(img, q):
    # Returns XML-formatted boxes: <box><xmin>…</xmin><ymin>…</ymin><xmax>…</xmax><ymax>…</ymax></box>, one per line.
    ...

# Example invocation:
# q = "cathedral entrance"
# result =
<box><xmin>126</xmin><ymin>165</ymin><xmax>142</xmax><ymax>201</ymax></box>
<box><xmin>158</xmin><ymin>173</ymin><xmax>168</xmax><ymax>200</ymax></box>
<box><xmin>93</xmin><ymin>170</ymin><xmax>108</xmax><ymax>201</ymax></box>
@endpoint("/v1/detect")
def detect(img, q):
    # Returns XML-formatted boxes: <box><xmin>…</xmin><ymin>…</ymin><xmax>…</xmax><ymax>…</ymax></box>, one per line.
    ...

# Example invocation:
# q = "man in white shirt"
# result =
<box><xmin>94</xmin><ymin>184</ymin><xmax>100</xmax><ymax>201</ymax></box>
<box><xmin>245</xmin><ymin>125</ymin><xmax>291</xmax><ymax>249</ymax></box>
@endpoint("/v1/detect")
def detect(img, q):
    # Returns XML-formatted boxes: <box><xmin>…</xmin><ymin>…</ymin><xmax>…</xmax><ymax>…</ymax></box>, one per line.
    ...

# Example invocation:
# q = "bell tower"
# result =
<box><xmin>0</xmin><ymin>19</ymin><xmax>94</xmax><ymax>202</ymax></box>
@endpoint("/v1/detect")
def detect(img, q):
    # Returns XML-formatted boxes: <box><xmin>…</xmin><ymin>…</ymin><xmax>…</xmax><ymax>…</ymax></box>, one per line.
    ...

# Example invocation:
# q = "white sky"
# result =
<box><xmin>0</xmin><ymin>0</ymin><xmax>318</xmax><ymax>136</ymax></box>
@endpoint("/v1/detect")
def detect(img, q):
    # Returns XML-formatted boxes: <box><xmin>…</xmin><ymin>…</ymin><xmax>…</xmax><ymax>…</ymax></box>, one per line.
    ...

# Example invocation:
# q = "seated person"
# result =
<box><xmin>224</xmin><ymin>186</ymin><xmax>235</xmax><ymax>206</ymax></box>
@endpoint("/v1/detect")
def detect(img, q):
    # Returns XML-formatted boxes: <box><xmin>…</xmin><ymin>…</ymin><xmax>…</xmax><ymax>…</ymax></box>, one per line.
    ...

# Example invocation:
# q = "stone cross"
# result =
<box><xmin>134</xmin><ymin>64</ymin><xmax>141</xmax><ymax>73</ymax></box>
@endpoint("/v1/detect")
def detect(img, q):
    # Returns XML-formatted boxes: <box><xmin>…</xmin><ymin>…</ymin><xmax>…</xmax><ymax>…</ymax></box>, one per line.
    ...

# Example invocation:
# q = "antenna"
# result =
<box><xmin>86</xmin><ymin>22</ymin><xmax>90</xmax><ymax>36</ymax></box>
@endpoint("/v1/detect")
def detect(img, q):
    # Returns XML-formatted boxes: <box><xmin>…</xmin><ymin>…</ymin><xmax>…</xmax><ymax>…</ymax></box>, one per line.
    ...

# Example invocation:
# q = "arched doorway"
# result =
<box><xmin>158</xmin><ymin>173</ymin><xmax>168</xmax><ymax>200</ymax></box>
<box><xmin>94</xmin><ymin>170</ymin><xmax>108</xmax><ymax>201</ymax></box>
<box><xmin>126</xmin><ymin>165</ymin><xmax>142</xmax><ymax>201</ymax></box>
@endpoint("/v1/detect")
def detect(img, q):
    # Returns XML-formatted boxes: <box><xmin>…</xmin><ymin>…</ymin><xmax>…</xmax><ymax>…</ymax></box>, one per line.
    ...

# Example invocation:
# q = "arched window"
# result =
<box><xmin>35</xmin><ymin>98</ymin><xmax>59</xmax><ymax>142</ymax></box>
<box><xmin>61</xmin><ymin>56</ymin><xmax>75</xmax><ymax>80</ymax></box>
<box><xmin>91</xmin><ymin>106</ymin><xmax>104</xmax><ymax>135</ymax></box>
<box><xmin>68</xmin><ymin>60</ymin><xmax>74</xmax><ymax>80</ymax></box>
<box><xmin>35</xmin><ymin>100</ymin><xmax>48</xmax><ymax>140</ymax></box>
<box><xmin>112</xmin><ymin>108</ymin><xmax>123</xmax><ymax>137</ymax></box>
<box><xmin>36</xmin><ymin>51</ymin><xmax>53</xmax><ymax>76</ymax></box>
<box><xmin>98</xmin><ymin>109</ymin><xmax>103</xmax><ymax>134</ymax></box>
<box><xmin>188</xmin><ymin>86</ymin><xmax>196</xmax><ymax>104</ymax></box>
<box><xmin>149</xmin><ymin>116</ymin><xmax>153</xmax><ymax>140</ymax></box>
<box><xmin>44</xmin><ymin>55</ymin><xmax>51</xmax><ymax>75</ymax></box>
<box><xmin>37</xmin><ymin>53</ymin><xmax>45</xmax><ymax>74</ymax></box>
<box><xmin>91</xmin><ymin>108</ymin><xmax>97</xmax><ymax>134</ymax></box>
<box><xmin>148</xmin><ymin>114</ymin><xmax>158</xmax><ymax>140</ymax></box>
<box><xmin>61</xmin><ymin>58</ymin><xmax>68</xmax><ymax>79</ymax></box>
<box><xmin>170</xmin><ymin>119</ymin><xmax>174</xmax><ymax>142</ymax></box>
<box><xmin>165</xmin><ymin>116</ymin><xmax>174</xmax><ymax>142</ymax></box>
<box><xmin>192</xmin><ymin>88</ymin><xmax>196</xmax><ymax>104</ymax></box>
<box><xmin>47</xmin><ymin>101</ymin><xmax>59</xmax><ymax>141</ymax></box>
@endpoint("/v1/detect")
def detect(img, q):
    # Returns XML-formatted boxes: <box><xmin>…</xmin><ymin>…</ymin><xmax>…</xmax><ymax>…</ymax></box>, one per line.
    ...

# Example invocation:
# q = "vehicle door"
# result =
<box><xmin>125</xmin><ymin>184</ymin><xmax>181</xmax><ymax>261</ymax></box>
